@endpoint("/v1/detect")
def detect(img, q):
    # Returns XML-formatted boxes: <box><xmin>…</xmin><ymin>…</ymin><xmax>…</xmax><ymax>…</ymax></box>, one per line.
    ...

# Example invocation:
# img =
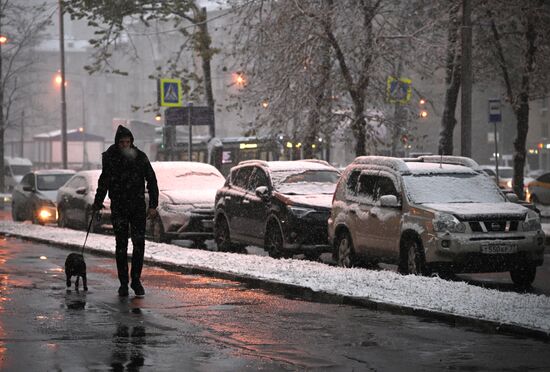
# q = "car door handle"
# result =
<box><xmin>224</xmin><ymin>196</ymin><xmax>232</xmax><ymax>201</ymax></box>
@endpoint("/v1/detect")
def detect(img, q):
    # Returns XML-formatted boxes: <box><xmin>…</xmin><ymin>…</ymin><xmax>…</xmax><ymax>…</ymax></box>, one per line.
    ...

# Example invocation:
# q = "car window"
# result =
<box><xmin>248</xmin><ymin>167</ymin><xmax>269</xmax><ymax>191</ymax></box>
<box><xmin>232</xmin><ymin>166</ymin><xmax>253</xmax><ymax>189</ymax></box>
<box><xmin>538</xmin><ymin>173</ymin><xmax>550</xmax><ymax>183</ymax></box>
<box><xmin>37</xmin><ymin>174</ymin><xmax>74</xmax><ymax>191</ymax></box>
<box><xmin>374</xmin><ymin>176</ymin><xmax>398</xmax><ymax>199</ymax></box>
<box><xmin>346</xmin><ymin>170</ymin><xmax>361</xmax><ymax>195</ymax></box>
<box><xmin>357</xmin><ymin>174</ymin><xmax>377</xmax><ymax>203</ymax></box>
<box><xmin>21</xmin><ymin>173</ymin><xmax>34</xmax><ymax>187</ymax></box>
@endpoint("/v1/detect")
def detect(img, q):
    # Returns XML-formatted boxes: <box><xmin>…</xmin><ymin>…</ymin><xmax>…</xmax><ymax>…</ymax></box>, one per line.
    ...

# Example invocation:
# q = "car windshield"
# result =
<box><xmin>11</xmin><ymin>165</ymin><xmax>31</xmax><ymax>176</ymax></box>
<box><xmin>403</xmin><ymin>173</ymin><xmax>506</xmax><ymax>204</ymax></box>
<box><xmin>37</xmin><ymin>174</ymin><xmax>74</xmax><ymax>191</ymax></box>
<box><xmin>155</xmin><ymin>169</ymin><xmax>225</xmax><ymax>191</ymax></box>
<box><xmin>271</xmin><ymin>169</ymin><xmax>340</xmax><ymax>195</ymax></box>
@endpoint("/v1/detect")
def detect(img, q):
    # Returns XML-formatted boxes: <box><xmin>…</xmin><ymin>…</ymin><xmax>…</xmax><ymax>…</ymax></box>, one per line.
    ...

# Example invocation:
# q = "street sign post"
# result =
<box><xmin>488</xmin><ymin>98</ymin><xmax>502</xmax><ymax>183</ymax></box>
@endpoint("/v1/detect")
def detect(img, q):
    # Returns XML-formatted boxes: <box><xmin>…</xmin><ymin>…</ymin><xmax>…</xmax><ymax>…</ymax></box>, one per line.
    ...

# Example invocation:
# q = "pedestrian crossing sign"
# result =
<box><xmin>159</xmin><ymin>78</ymin><xmax>183</xmax><ymax>107</ymax></box>
<box><xmin>387</xmin><ymin>76</ymin><xmax>412</xmax><ymax>104</ymax></box>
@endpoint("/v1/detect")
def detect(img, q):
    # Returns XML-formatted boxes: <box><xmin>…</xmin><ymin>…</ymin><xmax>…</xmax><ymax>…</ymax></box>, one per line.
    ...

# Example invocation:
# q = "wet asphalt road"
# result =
<box><xmin>0</xmin><ymin>237</ymin><xmax>550</xmax><ymax>371</ymax></box>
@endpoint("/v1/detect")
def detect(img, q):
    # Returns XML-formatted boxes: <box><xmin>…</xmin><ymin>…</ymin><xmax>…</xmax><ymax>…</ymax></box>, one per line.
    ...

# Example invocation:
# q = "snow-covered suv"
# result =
<box><xmin>328</xmin><ymin>155</ymin><xmax>545</xmax><ymax>286</ymax></box>
<box><xmin>214</xmin><ymin>159</ymin><xmax>340</xmax><ymax>258</ymax></box>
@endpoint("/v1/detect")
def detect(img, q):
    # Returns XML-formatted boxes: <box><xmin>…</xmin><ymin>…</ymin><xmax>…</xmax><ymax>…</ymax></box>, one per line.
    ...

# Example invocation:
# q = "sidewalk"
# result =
<box><xmin>1</xmin><ymin>221</ymin><xmax>549</xmax><ymax>341</ymax></box>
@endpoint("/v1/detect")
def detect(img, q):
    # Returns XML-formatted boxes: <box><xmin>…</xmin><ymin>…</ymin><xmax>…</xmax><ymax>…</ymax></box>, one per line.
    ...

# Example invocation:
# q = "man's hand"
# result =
<box><xmin>147</xmin><ymin>208</ymin><xmax>158</xmax><ymax>220</ymax></box>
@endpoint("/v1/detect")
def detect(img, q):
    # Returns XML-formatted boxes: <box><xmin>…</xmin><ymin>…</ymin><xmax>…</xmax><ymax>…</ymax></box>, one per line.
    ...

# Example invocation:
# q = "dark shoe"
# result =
<box><xmin>131</xmin><ymin>282</ymin><xmax>145</xmax><ymax>298</ymax></box>
<box><xmin>118</xmin><ymin>285</ymin><xmax>129</xmax><ymax>297</ymax></box>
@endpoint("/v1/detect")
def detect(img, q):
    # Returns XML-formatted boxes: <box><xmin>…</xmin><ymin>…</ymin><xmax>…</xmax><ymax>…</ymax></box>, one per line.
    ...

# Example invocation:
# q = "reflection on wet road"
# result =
<box><xmin>0</xmin><ymin>235</ymin><xmax>549</xmax><ymax>371</ymax></box>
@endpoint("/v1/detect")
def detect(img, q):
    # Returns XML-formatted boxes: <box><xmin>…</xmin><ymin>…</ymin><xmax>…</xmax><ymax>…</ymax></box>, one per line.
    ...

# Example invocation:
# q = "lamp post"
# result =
<box><xmin>0</xmin><ymin>33</ymin><xmax>6</xmax><ymax>193</ymax></box>
<box><xmin>58</xmin><ymin>0</ymin><xmax>68</xmax><ymax>169</ymax></box>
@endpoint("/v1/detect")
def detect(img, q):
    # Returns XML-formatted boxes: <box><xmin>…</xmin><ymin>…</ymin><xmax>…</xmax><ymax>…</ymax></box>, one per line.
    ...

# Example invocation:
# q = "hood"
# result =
<box><xmin>160</xmin><ymin>189</ymin><xmax>217</xmax><ymax>207</ymax></box>
<box><xmin>284</xmin><ymin>193</ymin><xmax>333</xmax><ymax>209</ymax></box>
<box><xmin>114</xmin><ymin>125</ymin><xmax>134</xmax><ymax>145</ymax></box>
<box><xmin>423</xmin><ymin>202</ymin><xmax>528</xmax><ymax>219</ymax></box>
<box><xmin>36</xmin><ymin>190</ymin><xmax>58</xmax><ymax>204</ymax></box>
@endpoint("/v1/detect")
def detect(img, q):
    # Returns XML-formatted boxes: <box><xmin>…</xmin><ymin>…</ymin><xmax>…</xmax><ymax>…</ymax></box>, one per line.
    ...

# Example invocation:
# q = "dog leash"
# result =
<box><xmin>80</xmin><ymin>210</ymin><xmax>96</xmax><ymax>256</ymax></box>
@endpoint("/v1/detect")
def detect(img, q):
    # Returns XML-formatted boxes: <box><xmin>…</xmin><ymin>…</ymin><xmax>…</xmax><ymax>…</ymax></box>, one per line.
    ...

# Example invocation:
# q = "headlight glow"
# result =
<box><xmin>38</xmin><ymin>209</ymin><xmax>52</xmax><ymax>220</ymax></box>
<box><xmin>433</xmin><ymin>212</ymin><xmax>466</xmax><ymax>233</ymax></box>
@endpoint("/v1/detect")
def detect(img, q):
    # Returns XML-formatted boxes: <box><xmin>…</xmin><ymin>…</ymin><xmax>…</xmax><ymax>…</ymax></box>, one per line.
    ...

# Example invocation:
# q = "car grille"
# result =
<box><xmin>466</xmin><ymin>219</ymin><xmax>521</xmax><ymax>233</ymax></box>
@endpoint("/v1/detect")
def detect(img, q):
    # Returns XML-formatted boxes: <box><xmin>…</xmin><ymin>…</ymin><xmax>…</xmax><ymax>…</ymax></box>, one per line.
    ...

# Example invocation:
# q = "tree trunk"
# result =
<box><xmin>352</xmin><ymin>96</ymin><xmax>367</xmax><ymax>156</ymax></box>
<box><xmin>512</xmin><ymin>18</ymin><xmax>537</xmax><ymax>199</ymax></box>
<box><xmin>439</xmin><ymin>2</ymin><xmax>461</xmax><ymax>155</ymax></box>
<box><xmin>197</xmin><ymin>7</ymin><xmax>216</xmax><ymax>138</ymax></box>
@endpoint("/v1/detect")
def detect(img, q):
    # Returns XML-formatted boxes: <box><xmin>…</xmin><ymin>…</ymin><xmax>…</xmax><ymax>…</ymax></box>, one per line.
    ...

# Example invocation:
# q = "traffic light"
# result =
<box><xmin>419</xmin><ymin>98</ymin><xmax>428</xmax><ymax>119</ymax></box>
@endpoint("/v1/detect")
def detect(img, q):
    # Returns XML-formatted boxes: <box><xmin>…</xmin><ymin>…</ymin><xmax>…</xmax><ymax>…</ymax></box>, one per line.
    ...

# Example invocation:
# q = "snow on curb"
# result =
<box><xmin>2</xmin><ymin>221</ymin><xmax>550</xmax><ymax>335</ymax></box>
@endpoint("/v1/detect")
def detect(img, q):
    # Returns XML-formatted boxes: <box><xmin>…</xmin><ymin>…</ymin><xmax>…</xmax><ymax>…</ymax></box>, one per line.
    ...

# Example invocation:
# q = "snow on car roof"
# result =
<box><xmin>34</xmin><ymin>169</ymin><xmax>76</xmax><ymax>175</ymax></box>
<box><xmin>405</xmin><ymin>162</ymin><xmax>476</xmax><ymax>175</ymax></box>
<box><xmin>263</xmin><ymin>160</ymin><xmax>337</xmax><ymax>172</ymax></box>
<box><xmin>151</xmin><ymin>161</ymin><xmax>219</xmax><ymax>171</ymax></box>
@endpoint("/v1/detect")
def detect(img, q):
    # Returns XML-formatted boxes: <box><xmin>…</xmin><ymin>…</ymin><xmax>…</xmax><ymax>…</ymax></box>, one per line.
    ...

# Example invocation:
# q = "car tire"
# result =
<box><xmin>215</xmin><ymin>216</ymin><xmax>233</xmax><ymax>252</ymax></box>
<box><xmin>265</xmin><ymin>223</ymin><xmax>287</xmax><ymax>259</ymax></box>
<box><xmin>510</xmin><ymin>265</ymin><xmax>536</xmax><ymax>287</ymax></box>
<box><xmin>11</xmin><ymin>203</ymin><xmax>21</xmax><ymax>222</ymax></box>
<box><xmin>399</xmin><ymin>238</ymin><xmax>429</xmax><ymax>276</ymax></box>
<box><xmin>58</xmin><ymin>208</ymin><xmax>68</xmax><ymax>228</ymax></box>
<box><xmin>335</xmin><ymin>230</ymin><xmax>357</xmax><ymax>268</ymax></box>
<box><xmin>152</xmin><ymin>217</ymin><xmax>170</xmax><ymax>243</ymax></box>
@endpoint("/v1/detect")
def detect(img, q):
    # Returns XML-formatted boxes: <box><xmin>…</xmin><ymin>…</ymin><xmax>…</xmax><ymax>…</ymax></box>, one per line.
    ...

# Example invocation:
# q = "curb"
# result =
<box><xmin>5</xmin><ymin>231</ymin><xmax>550</xmax><ymax>342</ymax></box>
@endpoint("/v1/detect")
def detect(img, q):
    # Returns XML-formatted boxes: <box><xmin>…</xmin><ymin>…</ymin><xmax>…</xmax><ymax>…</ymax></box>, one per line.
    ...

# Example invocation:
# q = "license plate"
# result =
<box><xmin>480</xmin><ymin>244</ymin><xmax>517</xmax><ymax>254</ymax></box>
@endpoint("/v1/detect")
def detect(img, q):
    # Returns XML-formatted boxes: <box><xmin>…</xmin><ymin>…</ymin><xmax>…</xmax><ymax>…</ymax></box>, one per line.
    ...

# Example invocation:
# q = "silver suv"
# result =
<box><xmin>328</xmin><ymin>156</ymin><xmax>545</xmax><ymax>286</ymax></box>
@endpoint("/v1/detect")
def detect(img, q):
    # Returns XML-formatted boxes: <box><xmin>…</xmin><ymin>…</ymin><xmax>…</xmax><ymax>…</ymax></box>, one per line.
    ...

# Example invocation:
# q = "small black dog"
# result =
<box><xmin>65</xmin><ymin>253</ymin><xmax>88</xmax><ymax>291</ymax></box>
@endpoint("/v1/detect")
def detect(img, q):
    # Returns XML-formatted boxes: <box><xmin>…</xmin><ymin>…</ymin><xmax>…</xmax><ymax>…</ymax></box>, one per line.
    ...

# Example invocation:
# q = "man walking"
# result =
<box><xmin>93</xmin><ymin>125</ymin><xmax>159</xmax><ymax>297</ymax></box>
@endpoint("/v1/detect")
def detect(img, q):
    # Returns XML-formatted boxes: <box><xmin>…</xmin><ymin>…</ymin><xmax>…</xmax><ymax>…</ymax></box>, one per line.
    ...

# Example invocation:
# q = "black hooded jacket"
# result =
<box><xmin>94</xmin><ymin>125</ymin><xmax>159</xmax><ymax>210</ymax></box>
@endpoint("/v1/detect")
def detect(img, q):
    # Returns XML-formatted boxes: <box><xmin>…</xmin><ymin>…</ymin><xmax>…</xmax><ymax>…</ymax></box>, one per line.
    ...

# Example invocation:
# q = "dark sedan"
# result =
<box><xmin>56</xmin><ymin>170</ymin><xmax>112</xmax><ymax>232</ymax></box>
<box><xmin>11</xmin><ymin>169</ymin><xmax>76</xmax><ymax>225</ymax></box>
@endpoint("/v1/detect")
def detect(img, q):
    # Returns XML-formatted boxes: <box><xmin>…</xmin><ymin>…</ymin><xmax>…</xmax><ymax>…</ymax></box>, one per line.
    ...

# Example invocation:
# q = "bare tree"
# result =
<box><xmin>230</xmin><ymin>0</ymin><xmax>449</xmax><ymax>157</ymax></box>
<box><xmin>0</xmin><ymin>0</ymin><xmax>52</xmax><ymax>192</ymax></box>
<box><xmin>63</xmin><ymin>0</ymin><xmax>218</xmax><ymax>136</ymax></box>
<box><xmin>476</xmin><ymin>1</ymin><xmax>550</xmax><ymax>198</ymax></box>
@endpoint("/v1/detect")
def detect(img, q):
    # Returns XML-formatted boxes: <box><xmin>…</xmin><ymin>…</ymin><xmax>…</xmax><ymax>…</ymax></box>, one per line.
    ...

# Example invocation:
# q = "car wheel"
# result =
<box><xmin>215</xmin><ymin>216</ymin><xmax>232</xmax><ymax>252</ymax></box>
<box><xmin>152</xmin><ymin>217</ymin><xmax>170</xmax><ymax>243</ymax></box>
<box><xmin>335</xmin><ymin>230</ymin><xmax>357</xmax><ymax>268</ymax></box>
<box><xmin>400</xmin><ymin>238</ymin><xmax>429</xmax><ymax>276</ymax></box>
<box><xmin>11</xmin><ymin>203</ymin><xmax>21</xmax><ymax>222</ymax></box>
<box><xmin>510</xmin><ymin>265</ymin><xmax>536</xmax><ymax>287</ymax></box>
<box><xmin>58</xmin><ymin>208</ymin><xmax>68</xmax><ymax>228</ymax></box>
<box><xmin>265</xmin><ymin>224</ymin><xmax>287</xmax><ymax>259</ymax></box>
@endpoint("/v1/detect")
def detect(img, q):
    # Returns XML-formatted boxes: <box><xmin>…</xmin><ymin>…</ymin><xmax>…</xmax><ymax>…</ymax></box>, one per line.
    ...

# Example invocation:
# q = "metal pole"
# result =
<box><xmin>20</xmin><ymin>110</ymin><xmax>25</xmax><ymax>157</ymax></box>
<box><xmin>59</xmin><ymin>0</ymin><xmax>68</xmax><ymax>169</ymax></box>
<box><xmin>188</xmin><ymin>103</ymin><xmax>193</xmax><ymax>161</ymax></box>
<box><xmin>460</xmin><ymin>0</ymin><xmax>472</xmax><ymax>158</ymax></box>
<box><xmin>494</xmin><ymin>121</ymin><xmax>499</xmax><ymax>185</ymax></box>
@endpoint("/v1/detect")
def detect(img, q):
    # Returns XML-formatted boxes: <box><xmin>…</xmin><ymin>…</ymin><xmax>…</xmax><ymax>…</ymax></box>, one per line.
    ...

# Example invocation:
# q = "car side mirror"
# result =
<box><xmin>75</xmin><ymin>187</ymin><xmax>87</xmax><ymax>195</ymax></box>
<box><xmin>506</xmin><ymin>193</ymin><xmax>519</xmax><ymax>203</ymax></box>
<box><xmin>23</xmin><ymin>185</ymin><xmax>34</xmax><ymax>192</ymax></box>
<box><xmin>255</xmin><ymin>186</ymin><xmax>270</xmax><ymax>199</ymax></box>
<box><xmin>379</xmin><ymin>194</ymin><xmax>399</xmax><ymax>208</ymax></box>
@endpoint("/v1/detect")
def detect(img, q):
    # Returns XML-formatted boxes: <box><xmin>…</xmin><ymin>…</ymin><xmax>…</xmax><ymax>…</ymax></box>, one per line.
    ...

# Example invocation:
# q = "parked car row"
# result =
<box><xmin>10</xmin><ymin>156</ymin><xmax>546</xmax><ymax>286</ymax></box>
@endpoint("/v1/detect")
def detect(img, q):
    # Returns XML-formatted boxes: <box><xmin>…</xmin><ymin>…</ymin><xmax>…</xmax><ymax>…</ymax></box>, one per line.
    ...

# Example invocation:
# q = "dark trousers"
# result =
<box><xmin>111</xmin><ymin>200</ymin><xmax>147</xmax><ymax>286</ymax></box>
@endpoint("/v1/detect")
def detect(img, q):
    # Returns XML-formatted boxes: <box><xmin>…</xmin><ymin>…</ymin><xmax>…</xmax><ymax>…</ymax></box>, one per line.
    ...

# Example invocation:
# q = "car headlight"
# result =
<box><xmin>522</xmin><ymin>211</ymin><xmax>541</xmax><ymax>231</ymax></box>
<box><xmin>162</xmin><ymin>203</ymin><xmax>194</xmax><ymax>214</ymax></box>
<box><xmin>433</xmin><ymin>212</ymin><xmax>466</xmax><ymax>233</ymax></box>
<box><xmin>506</xmin><ymin>180</ymin><xmax>513</xmax><ymax>188</ymax></box>
<box><xmin>288</xmin><ymin>205</ymin><xmax>316</xmax><ymax>218</ymax></box>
